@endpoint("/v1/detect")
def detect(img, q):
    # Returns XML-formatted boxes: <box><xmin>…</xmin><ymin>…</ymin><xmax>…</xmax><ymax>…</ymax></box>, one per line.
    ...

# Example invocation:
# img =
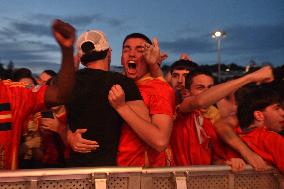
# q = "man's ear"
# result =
<box><xmin>254</xmin><ymin>110</ymin><xmax>264</xmax><ymax>121</ymax></box>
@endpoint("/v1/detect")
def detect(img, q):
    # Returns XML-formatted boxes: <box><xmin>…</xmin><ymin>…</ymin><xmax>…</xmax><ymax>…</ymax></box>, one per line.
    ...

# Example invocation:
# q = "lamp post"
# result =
<box><xmin>211</xmin><ymin>30</ymin><xmax>226</xmax><ymax>82</ymax></box>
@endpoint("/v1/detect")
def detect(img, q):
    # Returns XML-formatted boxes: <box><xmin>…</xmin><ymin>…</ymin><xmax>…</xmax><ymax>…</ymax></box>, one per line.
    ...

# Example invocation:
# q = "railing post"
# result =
<box><xmin>174</xmin><ymin>176</ymin><xmax>187</xmax><ymax>189</ymax></box>
<box><xmin>228</xmin><ymin>173</ymin><xmax>235</xmax><ymax>189</ymax></box>
<box><xmin>141</xmin><ymin>175</ymin><xmax>153</xmax><ymax>189</ymax></box>
<box><xmin>90</xmin><ymin>172</ymin><xmax>108</xmax><ymax>189</ymax></box>
<box><xmin>276</xmin><ymin>173</ymin><xmax>284</xmax><ymax>189</ymax></box>
<box><xmin>128</xmin><ymin>174</ymin><xmax>141</xmax><ymax>189</ymax></box>
<box><xmin>30</xmin><ymin>179</ymin><xmax>38</xmax><ymax>189</ymax></box>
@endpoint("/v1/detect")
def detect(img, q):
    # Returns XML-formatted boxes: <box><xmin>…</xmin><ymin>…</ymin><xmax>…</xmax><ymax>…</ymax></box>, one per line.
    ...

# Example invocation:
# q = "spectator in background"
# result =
<box><xmin>161</xmin><ymin>65</ymin><xmax>172</xmax><ymax>83</ymax></box>
<box><xmin>236</xmin><ymin>86</ymin><xmax>284</xmax><ymax>172</ymax></box>
<box><xmin>171</xmin><ymin>66</ymin><xmax>274</xmax><ymax>170</ymax></box>
<box><xmin>169</xmin><ymin>59</ymin><xmax>198</xmax><ymax>104</ymax></box>
<box><xmin>214</xmin><ymin>68</ymin><xmax>284</xmax><ymax>171</ymax></box>
<box><xmin>0</xmin><ymin>19</ymin><xmax>76</xmax><ymax>170</ymax></box>
<box><xmin>0</xmin><ymin>64</ymin><xmax>7</xmax><ymax>79</ymax></box>
<box><xmin>185</xmin><ymin>69</ymin><xmax>220</xmax><ymax>124</ymax></box>
<box><xmin>37</xmin><ymin>70</ymin><xmax>57</xmax><ymax>85</ymax></box>
<box><xmin>19</xmin><ymin>78</ymin><xmax>68</xmax><ymax>168</ymax></box>
<box><xmin>12</xmin><ymin>68</ymin><xmax>37</xmax><ymax>88</ymax></box>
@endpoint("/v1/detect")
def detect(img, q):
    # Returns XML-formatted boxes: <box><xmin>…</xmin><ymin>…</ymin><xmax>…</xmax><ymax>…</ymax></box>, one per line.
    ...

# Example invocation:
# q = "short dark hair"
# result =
<box><xmin>237</xmin><ymin>86</ymin><xmax>281</xmax><ymax>130</ymax></box>
<box><xmin>234</xmin><ymin>84</ymin><xmax>257</xmax><ymax>106</ymax></box>
<box><xmin>13</xmin><ymin>68</ymin><xmax>32</xmax><ymax>81</ymax></box>
<box><xmin>43</xmin><ymin>70</ymin><xmax>57</xmax><ymax>77</ymax></box>
<box><xmin>12</xmin><ymin>68</ymin><xmax>38</xmax><ymax>85</ymax></box>
<box><xmin>80</xmin><ymin>49</ymin><xmax>109</xmax><ymax>65</ymax></box>
<box><xmin>170</xmin><ymin>59</ymin><xmax>198</xmax><ymax>74</ymax></box>
<box><xmin>123</xmin><ymin>33</ymin><xmax>152</xmax><ymax>46</ymax></box>
<box><xmin>185</xmin><ymin>68</ymin><xmax>213</xmax><ymax>89</ymax></box>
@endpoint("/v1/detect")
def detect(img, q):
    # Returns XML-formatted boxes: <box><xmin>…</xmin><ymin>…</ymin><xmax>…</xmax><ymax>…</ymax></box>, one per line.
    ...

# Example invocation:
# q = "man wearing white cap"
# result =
<box><xmin>66</xmin><ymin>30</ymin><xmax>145</xmax><ymax>166</ymax></box>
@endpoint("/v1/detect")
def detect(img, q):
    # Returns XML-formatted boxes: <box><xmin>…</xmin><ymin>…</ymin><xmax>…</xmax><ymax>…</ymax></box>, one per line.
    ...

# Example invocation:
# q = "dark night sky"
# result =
<box><xmin>0</xmin><ymin>0</ymin><xmax>283</xmax><ymax>73</ymax></box>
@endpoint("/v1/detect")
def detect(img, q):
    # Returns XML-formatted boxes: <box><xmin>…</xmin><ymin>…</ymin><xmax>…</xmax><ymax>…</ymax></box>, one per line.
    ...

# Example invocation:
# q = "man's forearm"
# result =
<box><xmin>116</xmin><ymin>103</ymin><xmax>171</xmax><ymax>152</ymax></box>
<box><xmin>45</xmin><ymin>47</ymin><xmax>75</xmax><ymax>106</ymax></box>
<box><xmin>179</xmin><ymin>74</ymin><xmax>252</xmax><ymax>112</ymax></box>
<box><xmin>214</xmin><ymin>119</ymin><xmax>253</xmax><ymax>158</ymax></box>
<box><xmin>55</xmin><ymin>48</ymin><xmax>75</xmax><ymax>101</ymax></box>
<box><xmin>148</xmin><ymin>63</ymin><xmax>164</xmax><ymax>78</ymax></box>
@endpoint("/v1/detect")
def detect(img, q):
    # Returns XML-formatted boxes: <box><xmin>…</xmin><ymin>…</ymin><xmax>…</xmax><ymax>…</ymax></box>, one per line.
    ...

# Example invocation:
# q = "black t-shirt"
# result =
<box><xmin>66</xmin><ymin>68</ymin><xmax>141</xmax><ymax>167</ymax></box>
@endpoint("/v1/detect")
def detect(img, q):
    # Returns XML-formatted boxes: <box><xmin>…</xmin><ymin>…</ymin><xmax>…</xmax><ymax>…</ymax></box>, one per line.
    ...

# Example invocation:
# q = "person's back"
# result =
<box><xmin>67</xmin><ymin>69</ymin><xmax>139</xmax><ymax>166</ymax></box>
<box><xmin>66</xmin><ymin>30</ymin><xmax>142</xmax><ymax>166</ymax></box>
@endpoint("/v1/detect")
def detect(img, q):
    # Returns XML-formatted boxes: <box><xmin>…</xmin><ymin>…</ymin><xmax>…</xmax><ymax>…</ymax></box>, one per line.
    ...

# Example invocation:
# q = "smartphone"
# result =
<box><xmin>41</xmin><ymin>111</ymin><xmax>54</xmax><ymax>119</ymax></box>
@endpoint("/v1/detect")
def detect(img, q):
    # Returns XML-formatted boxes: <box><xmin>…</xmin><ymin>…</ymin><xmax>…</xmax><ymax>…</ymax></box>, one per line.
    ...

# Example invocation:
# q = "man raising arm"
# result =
<box><xmin>0</xmin><ymin>19</ymin><xmax>76</xmax><ymax>169</ymax></box>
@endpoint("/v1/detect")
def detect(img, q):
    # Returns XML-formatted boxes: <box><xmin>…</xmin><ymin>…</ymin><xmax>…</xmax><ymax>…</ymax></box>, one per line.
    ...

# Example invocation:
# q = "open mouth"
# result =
<box><xmin>128</xmin><ymin>61</ymin><xmax>136</xmax><ymax>69</ymax></box>
<box><xmin>127</xmin><ymin>61</ymin><xmax>137</xmax><ymax>74</ymax></box>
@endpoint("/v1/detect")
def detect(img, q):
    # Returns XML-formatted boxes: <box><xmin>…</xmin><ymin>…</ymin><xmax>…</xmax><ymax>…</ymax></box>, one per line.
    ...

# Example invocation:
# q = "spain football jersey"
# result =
<box><xmin>117</xmin><ymin>78</ymin><xmax>175</xmax><ymax>167</ymax></box>
<box><xmin>0</xmin><ymin>80</ymin><xmax>46</xmax><ymax>169</ymax></box>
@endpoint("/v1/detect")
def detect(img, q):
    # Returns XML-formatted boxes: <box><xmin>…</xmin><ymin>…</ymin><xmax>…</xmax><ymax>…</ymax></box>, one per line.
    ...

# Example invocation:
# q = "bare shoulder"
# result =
<box><xmin>215</xmin><ymin>114</ymin><xmax>239</xmax><ymax>129</ymax></box>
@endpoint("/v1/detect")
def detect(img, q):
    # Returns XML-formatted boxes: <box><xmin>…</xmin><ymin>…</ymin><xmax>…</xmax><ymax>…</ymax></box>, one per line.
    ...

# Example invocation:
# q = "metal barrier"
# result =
<box><xmin>0</xmin><ymin>165</ymin><xmax>283</xmax><ymax>189</ymax></box>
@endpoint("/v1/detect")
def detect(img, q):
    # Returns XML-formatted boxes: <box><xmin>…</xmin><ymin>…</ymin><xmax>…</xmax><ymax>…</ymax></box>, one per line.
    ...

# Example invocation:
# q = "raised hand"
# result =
<box><xmin>247</xmin><ymin>66</ymin><xmax>274</xmax><ymax>85</ymax></box>
<box><xmin>159</xmin><ymin>52</ymin><xmax>168</xmax><ymax>64</ymax></box>
<box><xmin>179</xmin><ymin>53</ymin><xmax>192</xmax><ymax>61</ymax></box>
<box><xmin>143</xmin><ymin>37</ymin><xmax>160</xmax><ymax>67</ymax></box>
<box><xmin>52</xmin><ymin>19</ymin><xmax>76</xmax><ymax>49</ymax></box>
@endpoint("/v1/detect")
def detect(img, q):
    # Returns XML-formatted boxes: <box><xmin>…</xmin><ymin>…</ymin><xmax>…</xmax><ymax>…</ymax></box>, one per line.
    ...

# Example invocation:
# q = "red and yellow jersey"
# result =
<box><xmin>117</xmin><ymin>78</ymin><xmax>175</xmax><ymax>167</ymax></box>
<box><xmin>0</xmin><ymin>80</ymin><xmax>46</xmax><ymax>169</ymax></box>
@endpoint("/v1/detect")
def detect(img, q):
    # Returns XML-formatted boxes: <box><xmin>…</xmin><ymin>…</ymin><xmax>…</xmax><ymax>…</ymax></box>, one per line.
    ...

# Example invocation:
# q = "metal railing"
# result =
<box><xmin>0</xmin><ymin>165</ymin><xmax>283</xmax><ymax>189</ymax></box>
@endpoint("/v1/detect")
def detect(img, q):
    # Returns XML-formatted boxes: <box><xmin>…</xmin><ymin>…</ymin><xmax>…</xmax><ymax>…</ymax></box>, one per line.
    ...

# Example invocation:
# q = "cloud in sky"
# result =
<box><xmin>159</xmin><ymin>35</ymin><xmax>213</xmax><ymax>54</ymax></box>
<box><xmin>27</xmin><ymin>13</ymin><xmax>127</xmax><ymax>29</ymax></box>
<box><xmin>159</xmin><ymin>21</ymin><xmax>284</xmax><ymax>65</ymax></box>
<box><xmin>225</xmin><ymin>22</ymin><xmax>284</xmax><ymax>52</ymax></box>
<box><xmin>0</xmin><ymin>13</ymin><xmax>129</xmax><ymax>73</ymax></box>
<box><xmin>0</xmin><ymin>7</ymin><xmax>283</xmax><ymax>74</ymax></box>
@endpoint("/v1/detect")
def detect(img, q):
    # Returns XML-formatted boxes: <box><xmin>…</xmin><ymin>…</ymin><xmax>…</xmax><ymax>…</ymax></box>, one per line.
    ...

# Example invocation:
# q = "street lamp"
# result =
<box><xmin>211</xmin><ymin>30</ymin><xmax>226</xmax><ymax>82</ymax></box>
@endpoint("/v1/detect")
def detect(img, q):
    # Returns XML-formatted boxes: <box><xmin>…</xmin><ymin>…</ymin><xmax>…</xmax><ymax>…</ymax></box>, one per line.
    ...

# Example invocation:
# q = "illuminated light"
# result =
<box><xmin>211</xmin><ymin>30</ymin><xmax>226</xmax><ymax>39</ymax></box>
<box><xmin>215</xmin><ymin>31</ymin><xmax>222</xmax><ymax>37</ymax></box>
<box><xmin>211</xmin><ymin>30</ymin><xmax>226</xmax><ymax>82</ymax></box>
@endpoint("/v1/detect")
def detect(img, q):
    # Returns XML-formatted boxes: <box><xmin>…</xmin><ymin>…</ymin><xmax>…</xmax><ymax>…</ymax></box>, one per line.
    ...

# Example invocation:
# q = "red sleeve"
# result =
<box><xmin>1</xmin><ymin>82</ymin><xmax>47</xmax><ymax>169</ymax></box>
<box><xmin>242</xmin><ymin>129</ymin><xmax>284</xmax><ymax>173</ymax></box>
<box><xmin>20</xmin><ymin>85</ymin><xmax>47</xmax><ymax>114</ymax></box>
<box><xmin>261</xmin><ymin>131</ymin><xmax>284</xmax><ymax>172</ymax></box>
<box><xmin>171</xmin><ymin>114</ymin><xmax>192</xmax><ymax>165</ymax></box>
<box><xmin>148</xmin><ymin>82</ymin><xmax>175</xmax><ymax>118</ymax></box>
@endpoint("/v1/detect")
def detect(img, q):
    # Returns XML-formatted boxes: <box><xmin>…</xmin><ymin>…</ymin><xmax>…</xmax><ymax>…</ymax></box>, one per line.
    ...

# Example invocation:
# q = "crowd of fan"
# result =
<box><xmin>0</xmin><ymin>19</ymin><xmax>283</xmax><ymax>173</ymax></box>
